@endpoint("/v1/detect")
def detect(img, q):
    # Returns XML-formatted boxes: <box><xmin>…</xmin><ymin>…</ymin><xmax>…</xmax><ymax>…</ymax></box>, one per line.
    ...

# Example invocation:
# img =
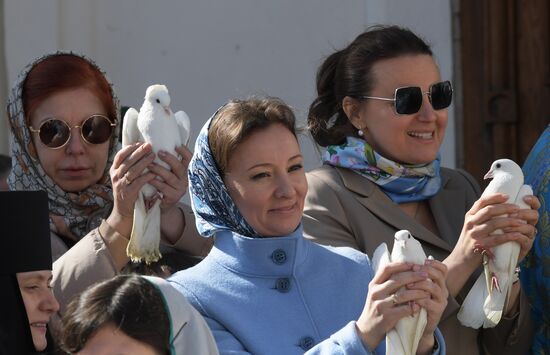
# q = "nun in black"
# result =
<box><xmin>0</xmin><ymin>191</ymin><xmax>59</xmax><ymax>355</ymax></box>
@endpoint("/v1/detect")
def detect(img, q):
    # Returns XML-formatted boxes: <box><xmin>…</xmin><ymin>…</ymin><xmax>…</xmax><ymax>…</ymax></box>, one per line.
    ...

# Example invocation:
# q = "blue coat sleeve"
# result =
<box><xmin>305</xmin><ymin>321</ymin><xmax>374</xmax><ymax>354</ymax></box>
<box><xmin>306</xmin><ymin>323</ymin><xmax>446</xmax><ymax>355</ymax></box>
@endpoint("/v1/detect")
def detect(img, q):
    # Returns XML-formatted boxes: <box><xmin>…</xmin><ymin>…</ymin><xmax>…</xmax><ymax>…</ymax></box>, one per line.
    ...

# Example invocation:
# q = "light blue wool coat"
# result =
<box><xmin>169</xmin><ymin>226</ymin><xmax>445</xmax><ymax>354</ymax></box>
<box><xmin>170</xmin><ymin>112</ymin><xmax>445</xmax><ymax>354</ymax></box>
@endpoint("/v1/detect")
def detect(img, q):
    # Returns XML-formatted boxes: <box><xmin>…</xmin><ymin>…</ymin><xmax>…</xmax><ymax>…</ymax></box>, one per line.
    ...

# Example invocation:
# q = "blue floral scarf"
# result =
<box><xmin>324</xmin><ymin>137</ymin><xmax>441</xmax><ymax>203</ymax></box>
<box><xmin>520</xmin><ymin>125</ymin><xmax>550</xmax><ymax>354</ymax></box>
<box><xmin>188</xmin><ymin>110</ymin><xmax>257</xmax><ymax>238</ymax></box>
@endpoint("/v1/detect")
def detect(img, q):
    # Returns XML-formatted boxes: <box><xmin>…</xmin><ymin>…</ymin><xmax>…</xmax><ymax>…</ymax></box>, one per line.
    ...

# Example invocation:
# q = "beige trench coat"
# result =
<box><xmin>303</xmin><ymin>165</ymin><xmax>533</xmax><ymax>355</ymax></box>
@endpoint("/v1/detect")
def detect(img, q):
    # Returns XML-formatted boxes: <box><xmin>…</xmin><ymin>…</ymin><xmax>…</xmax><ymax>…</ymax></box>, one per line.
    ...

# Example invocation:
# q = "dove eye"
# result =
<box><xmin>156</xmin><ymin>98</ymin><xmax>160</xmax><ymax>104</ymax></box>
<box><xmin>496</xmin><ymin>163</ymin><xmax>501</xmax><ymax>168</ymax></box>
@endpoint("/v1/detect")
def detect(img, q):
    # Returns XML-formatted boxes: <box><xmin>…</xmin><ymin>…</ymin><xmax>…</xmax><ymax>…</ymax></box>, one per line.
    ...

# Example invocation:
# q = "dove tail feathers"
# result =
<box><xmin>483</xmin><ymin>273</ymin><xmax>510</xmax><ymax>328</ymax></box>
<box><xmin>386</xmin><ymin>329</ymin><xmax>407</xmax><ymax>355</ymax></box>
<box><xmin>457</xmin><ymin>273</ymin><xmax>487</xmax><ymax>328</ymax></box>
<box><xmin>127</xmin><ymin>195</ymin><xmax>162</xmax><ymax>264</ymax></box>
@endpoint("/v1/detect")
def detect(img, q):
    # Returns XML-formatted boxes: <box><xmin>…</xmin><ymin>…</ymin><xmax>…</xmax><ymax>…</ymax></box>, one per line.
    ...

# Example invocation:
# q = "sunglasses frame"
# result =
<box><xmin>357</xmin><ymin>80</ymin><xmax>453</xmax><ymax>115</ymax></box>
<box><xmin>29</xmin><ymin>114</ymin><xmax>117</xmax><ymax>149</ymax></box>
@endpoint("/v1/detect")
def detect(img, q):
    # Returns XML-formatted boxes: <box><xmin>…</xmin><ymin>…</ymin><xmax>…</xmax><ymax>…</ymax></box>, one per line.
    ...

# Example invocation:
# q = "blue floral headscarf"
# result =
<box><xmin>188</xmin><ymin>108</ymin><xmax>257</xmax><ymax>238</ymax></box>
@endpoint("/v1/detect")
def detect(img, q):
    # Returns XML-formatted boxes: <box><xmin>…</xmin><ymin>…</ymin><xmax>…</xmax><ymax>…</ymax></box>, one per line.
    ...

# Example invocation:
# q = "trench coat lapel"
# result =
<box><xmin>335</xmin><ymin>167</ymin><xmax>454</xmax><ymax>252</ymax></box>
<box><xmin>429</xmin><ymin>175</ymin><xmax>466</xmax><ymax>247</ymax></box>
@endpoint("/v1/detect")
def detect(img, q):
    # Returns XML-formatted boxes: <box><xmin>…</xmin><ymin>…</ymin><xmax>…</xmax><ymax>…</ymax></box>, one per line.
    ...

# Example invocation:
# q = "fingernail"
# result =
<box><xmin>412</xmin><ymin>265</ymin><xmax>421</xmax><ymax>271</ymax></box>
<box><xmin>158</xmin><ymin>150</ymin><xmax>166</xmax><ymax>157</ymax></box>
<box><xmin>516</xmin><ymin>219</ymin><xmax>527</xmax><ymax>224</ymax></box>
<box><xmin>420</xmin><ymin>271</ymin><xmax>428</xmax><ymax>277</ymax></box>
<box><xmin>425</xmin><ymin>259</ymin><xmax>433</xmax><ymax>265</ymax></box>
<box><xmin>509</xmin><ymin>213</ymin><xmax>519</xmax><ymax>218</ymax></box>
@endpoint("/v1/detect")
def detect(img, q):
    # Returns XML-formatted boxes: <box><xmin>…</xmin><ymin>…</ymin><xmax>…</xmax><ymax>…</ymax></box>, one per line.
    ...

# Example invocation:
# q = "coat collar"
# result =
<box><xmin>210</xmin><ymin>225</ymin><xmax>309</xmax><ymax>276</ymax></box>
<box><xmin>334</xmin><ymin>166</ymin><xmax>460</xmax><ymax>252</ymax></box>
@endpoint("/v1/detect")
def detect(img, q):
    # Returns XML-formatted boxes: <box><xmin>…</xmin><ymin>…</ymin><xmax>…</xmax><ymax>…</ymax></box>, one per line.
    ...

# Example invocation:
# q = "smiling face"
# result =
<box><xmin>223</xmin><ymin>123</ymin><xmax>307</xmax><ymax>237</ymax></box>
<box><xmin>16</xmin><ymin>270</ymin><xmax>59</xmax><ymax>352</ymax></box>
<box><xmin>29</xmin><ymin>87</ymin><xmax>111</xmax><ymax>192</ymax></box>
<box><xmin>351</xmin><ymin>54</ymin><xmax>448</xmax><ymax>165</ymax></box>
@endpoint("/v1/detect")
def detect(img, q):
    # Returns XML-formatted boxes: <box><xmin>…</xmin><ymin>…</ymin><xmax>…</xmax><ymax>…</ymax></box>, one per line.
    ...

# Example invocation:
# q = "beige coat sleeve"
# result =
<box><xmin>51</xmin><ymin>221</ymin><xmax>129</xmax><ymax>312</ymax></box>
<box><xmin>167</xmin><ymin>203</ymin><xmax>212</xmax><ymax>257</ymax></box>
<box><xmin>50</xmin><ymin>220</ymin><xmax>129</xmax><ymax>339</ymax></box>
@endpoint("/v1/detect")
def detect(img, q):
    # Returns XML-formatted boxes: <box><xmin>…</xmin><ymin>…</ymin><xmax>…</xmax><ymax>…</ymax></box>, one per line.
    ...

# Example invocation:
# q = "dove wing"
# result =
<box><xmin>175</xmin><ymin>110</ymin><xmax>191</xmax><ymax>146</ymax></box>
<box><xmin>372</xmin><ymin>242</ymin><xmax>391</xmax><ymax>272</ymax></box>
<box><xmin>122</xmin><ymin>107</ymin><xmax>142</xmax><ymax>147</ymax></box>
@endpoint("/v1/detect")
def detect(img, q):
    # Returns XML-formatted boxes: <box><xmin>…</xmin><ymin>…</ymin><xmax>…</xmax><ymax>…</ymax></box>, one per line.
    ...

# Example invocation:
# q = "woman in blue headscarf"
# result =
<box><xmin>169</xmin><ymin>97</ymin><xmax>448</xmax><ymax>354</ymax></box>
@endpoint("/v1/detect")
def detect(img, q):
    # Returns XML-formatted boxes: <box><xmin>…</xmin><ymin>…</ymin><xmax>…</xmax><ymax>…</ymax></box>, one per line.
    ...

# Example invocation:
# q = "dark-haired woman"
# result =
<box><xmin>61</xmin><ymin>274</ymin><xmax>218</xmax><ymax>354</ymax></box>
<box><xmin>6</xmin><ymin>52</ymin><xmax>210</xmax><ymax>338</ymax></box>
<box><xmin>303</xmin><ymin>25</ymin><xmax>539</xmax><ymax>354</ymax></box>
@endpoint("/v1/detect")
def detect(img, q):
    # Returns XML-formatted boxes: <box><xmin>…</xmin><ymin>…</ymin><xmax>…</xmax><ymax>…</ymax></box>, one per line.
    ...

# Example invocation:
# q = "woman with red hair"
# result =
<box><xmin>6</xmin><ymin>52</ymin><xmax>209</xmax><ymax>339</ymax></box>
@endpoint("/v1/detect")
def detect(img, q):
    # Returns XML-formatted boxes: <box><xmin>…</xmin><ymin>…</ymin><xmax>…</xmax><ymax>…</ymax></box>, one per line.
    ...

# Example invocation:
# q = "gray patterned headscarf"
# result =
<box><xmin>7</xmin><ymin>51</ymin><xmax>121</xmax><ymax>241</ymax></box>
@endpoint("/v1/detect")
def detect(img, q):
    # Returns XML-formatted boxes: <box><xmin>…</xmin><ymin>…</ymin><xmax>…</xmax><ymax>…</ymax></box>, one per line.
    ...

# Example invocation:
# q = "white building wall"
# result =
<box><xmin>3</xmin><ymin>0</ymin><xmax>455</xmax><ymax>168</ymax></box>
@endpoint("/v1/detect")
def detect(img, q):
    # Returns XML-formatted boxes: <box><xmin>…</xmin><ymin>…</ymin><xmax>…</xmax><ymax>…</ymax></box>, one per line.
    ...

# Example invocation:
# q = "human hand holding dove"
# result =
<box><xmin>356</xmin><ymin>230</ymin><xmax>448</xmax><ymax>355</ymax></box>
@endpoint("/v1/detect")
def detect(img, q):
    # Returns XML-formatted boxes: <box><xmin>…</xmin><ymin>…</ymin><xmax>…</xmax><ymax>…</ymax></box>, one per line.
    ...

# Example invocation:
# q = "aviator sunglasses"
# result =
<box><xmin>29</xmin><ymin>114</ymin><xmax>117</xmax><ymax>149</ymax></box>
<box><xmin>357</xmin><ymin>80</ymin><xmax>453</xmax><ymax>115</ymax></box>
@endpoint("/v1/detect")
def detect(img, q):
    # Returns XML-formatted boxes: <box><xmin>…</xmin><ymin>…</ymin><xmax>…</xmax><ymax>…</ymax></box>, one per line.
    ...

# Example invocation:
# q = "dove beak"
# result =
<box><xmin>395</xmin><ymin>239</ymin><xmax>406</xmax><ymax>248</ymax></box>
<box><xmin>484</xmin><ymin>170</ymin><xmax>494</xmax><ymax>180</ymax></box>
<box><xmin>164</xmin><ymin>107</ymin><xmax>172</xmax><ymax>116</ymax></box>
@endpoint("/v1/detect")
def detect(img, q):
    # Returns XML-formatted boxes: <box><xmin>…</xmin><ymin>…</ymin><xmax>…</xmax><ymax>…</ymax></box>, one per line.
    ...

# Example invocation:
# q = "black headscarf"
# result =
<box><xmin>0</xmin><ymin>191</ymin><xmax>52</xmax><ymax>355</ymax></box>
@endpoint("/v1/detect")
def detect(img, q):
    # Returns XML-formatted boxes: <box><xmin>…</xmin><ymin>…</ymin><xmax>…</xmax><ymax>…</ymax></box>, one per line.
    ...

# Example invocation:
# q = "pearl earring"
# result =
<box><xmin>357</xmin><ymin>129</ymin><xmax>364</xmax><ymax>137</ymax></box>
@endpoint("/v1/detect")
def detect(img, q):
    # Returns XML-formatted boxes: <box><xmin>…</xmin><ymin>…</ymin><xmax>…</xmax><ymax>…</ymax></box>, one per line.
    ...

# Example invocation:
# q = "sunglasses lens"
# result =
<box><xmin>430</xmin><ymin>81</ymin><xmax>453</xmax><ymax>110</ymax></box>
<box><xmin>82</xmin><ymin>115</ymin><xmax>114</xmax><ymax>144</ymax></box>
<box><xmin>39</xmin><ymin>120</ymin><xmax>70</xmax><ymax>148</ymax></box>
<box><xmin>395</xmin><ymin>87</ymin><xmax>423</xmax><ymax>115</ymax></box>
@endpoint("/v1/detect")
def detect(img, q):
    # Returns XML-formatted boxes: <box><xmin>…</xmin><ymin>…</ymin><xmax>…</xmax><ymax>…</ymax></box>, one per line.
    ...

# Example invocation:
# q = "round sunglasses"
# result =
<box><xmin>29</xmin><ymin>115</ymin><xmax>117</xmax><ymax>149</ymax></box>
<box><xmin>357</xmin><ymin>80</ymin><xmax>453</xmax><ymax>115</ymax></box>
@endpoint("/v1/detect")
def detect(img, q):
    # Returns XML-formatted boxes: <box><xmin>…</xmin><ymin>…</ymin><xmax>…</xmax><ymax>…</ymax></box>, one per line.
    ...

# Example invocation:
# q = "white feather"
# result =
<box><xmin>175</xmin><ymin>110</ymin><xmax>191</xmax><ymax>146</ymax></box>
<box><xmin>122</xmin><ymin>107</ymin><xmax>141</xmax><ymax>147</ymax></box>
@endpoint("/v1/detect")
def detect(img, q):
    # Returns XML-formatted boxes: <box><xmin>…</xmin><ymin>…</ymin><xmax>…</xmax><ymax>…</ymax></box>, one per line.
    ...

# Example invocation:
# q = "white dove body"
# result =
<box><xmin>458</xmin><ymin>159</ymin><xmax>532</xmax><ymax>328</ymax></box>
<box><xmin>372</xmin><ymin>230</ymin><xmax>428</xmax><ymax>355</ymax></box>
<box><xmin>121</xmin><ymin>84</ymin><xmax>191</xmax><ymax>263</ymax></box>
<box><xmin>137</xmin><ymin>87</ymin><xmax>182</xmax><ymax>198</ymax></box>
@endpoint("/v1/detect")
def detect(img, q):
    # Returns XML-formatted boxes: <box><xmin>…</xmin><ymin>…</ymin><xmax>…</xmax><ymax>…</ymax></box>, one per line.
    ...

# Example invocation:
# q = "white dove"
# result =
<box><xmin>457</xmin><ymin>159</ymin><xmax>532</xmax><ymax>328</ymax></box>
<box><xmin>372</xmin><ymin>230</ymin><xmax>429</xmax><ymax>355</ymax></box>
<box><xmin>122</xmin><ymin>84</ymin><xmax>191</xmax><ymax>264</ymax></box>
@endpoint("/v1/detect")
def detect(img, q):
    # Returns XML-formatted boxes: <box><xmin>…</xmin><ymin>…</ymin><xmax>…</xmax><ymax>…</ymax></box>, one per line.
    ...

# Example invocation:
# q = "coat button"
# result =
<box><xmin>271</xmin><ymin>249</ymin><xmax>287</xmax><ymax>264</ymax></box>
<box><xmin>299</xmin><ymin>336</ymin><xmax>315</xmax><ymax>350</ymax></box>
<box><xmin>275</xmin><ymin>278</ymin><xmax>291</xmax><ymax>293</ymax></box>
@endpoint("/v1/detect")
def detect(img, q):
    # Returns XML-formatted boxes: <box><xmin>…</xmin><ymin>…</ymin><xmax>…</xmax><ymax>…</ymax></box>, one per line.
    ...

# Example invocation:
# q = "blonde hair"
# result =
<box><xmin>209</xmin><ymin>97</ymin><xmax>297</xmax><ymax>175</ymax></box>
